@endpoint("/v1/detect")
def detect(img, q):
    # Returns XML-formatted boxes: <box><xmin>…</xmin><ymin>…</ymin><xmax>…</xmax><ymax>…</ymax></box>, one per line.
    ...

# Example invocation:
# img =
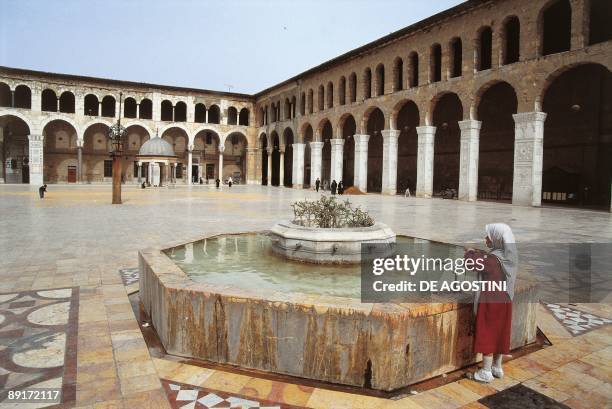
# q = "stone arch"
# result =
<box><xmin>82</xmin><ymin>121</ymin><xmax>112</xmax><ymax>182</ymax></box>
<box><xmin>395</xmin><ymin>100</ymin><xmax>420</xmax><ymax>194</ymax></box>
<box><xmin>375</xmin><ymin>63</ymin><xmax>385</xmax><ymax>96</ymax></box>
<box><xmin>124</xmin><ymin>97</ymin><xmax>137</xmax><ymax>118</ymax></box>
<box><xmin>501</xmin><ymin>15</ymin><xmax>521</xmax><ymax>65</ymax></box>
<box><xmin>476</xmin><ymin>81</ymin><xmax>518</xmax><ymax>201</ymax></box>
<box><xmin>270</xmin><ymin>130</ymin><xmax>281</xmax><ymax>186</ymax></box>
<box><xmin>159</xmin><ymin>123</ymin><xmax>190</xmax><ymax>140</ymax></box>
<box><xmin>139</xmin><ymin>98</ymin><xmax>153</xmax><ymax>120</ymax></box>
<box><xmin>124</xmin><ymin>124</ymin><xmax>151</xmax><ymax>153</ymax></box>
<box><xmin>299</xmin><ymin>122</ymin><xmax>313</xmax><ymax>143</ymax></box>
<box><xmin>208</xmin><ymin>104</ymin><xmax>221</xmax><ymax>124</ymax></box>
<box><xmin>428</xmin><ymin>91</ymin><xmax>465</xmax><ymax>125</ymax></box>
<box><xmin>393</xmin><ymin>57</ymin><xmax>403</xmax><ymax>91</ymax></box>
<box><xmin>431</xmin><ymin>92</ymin><xmax>463</xmax><ymax>195</ymax></box>
<box><xmin>0</xmin><ymin>82</ymin><xmax>12</xmax><ymax>107</ymax></box>
<box><xmin>238</xmin><ymin>108</ymin><xmax>249</xmax><ymax>126</ymax></box>
<box><xmin>174</xmin><ymin>101</ymin><xmax>187</xmax><ymax>122</ymax></box>
<box><xmin>366</xmin><ymin>107</ymin><xmax>385</xmax><ymax>192</ymax></box>
<box><xmin>101</xmin><ymin>95</ymin><xmax>116</xmax><ymax>117</ymax></box>
<box><xmin>475</xmin><ymin>26</ymin><xmax>493</xmax><ymax>71</ymax></box>
<box><xmin>472</xmin><ymin>78</ymin><xmax>520</xmax><ymax>119</ymax></box>
<box><xmin>59</xmin><ymin>91</ymin><xmax>75</xmax><ymax>114</ymax></box>
<box><xmin>223</xmin><ymin>131</ymin><xmax>248</xmax><ymax>183</ymax></box>
<box><xmin>0</xmin><ymin>114</ymin><xmax>32</xmax><ymax>183</ymax></box>
<box><xmin>227</xmin><ymin>106</ymin><xmax>238</xmax><ymax>125</ymax></box>
<box><xmin>41</xmin><ymin>89</ymin><xmax>58</xmax><ymax>112</ymax></box>
<box><xmin>84</xmin><ymin>94</ymin><xmax>99</xmax><ymax>116</ymax></box>
<box><xmin>123</xmin><ymin>121</ymin><xmax>154</xmax><ymax>139</ymax></box>
<box><xmin>40</xmin><ymin>115</ymin><xmax>79</xmax><ymax>137</ymax></box>
<box><xmin>302</xmin><ymin>124</ymin><xmax>314</xmax><ymax>187</ymax></box>
<box><xmin>283</xmin><ymin>127</ymin><xmax>294</xmax><ymax>186</ymax></box>
<box><xmin>79</xmin><ymin>118</ymin><xmax>113</xmax><ymax>136</ymax></box>
<box><xmin>339</xmin><ymin>113</ymin><xmax>356</xmax><ymax>187</ymax></box>
<box><xmin>316</xmin><ymin>118</ymin><xmax>332</xmax><ymax>141</ymax></box>
<box><xmin>0</xmin><ymin>111</ymin><xmax>33</xmax><ymax>133</ymax></box>
<box><xmin>14</xmin><ymin>85</ymin><xmax>32</xmax><ymax>109</ymax></box>
<box><xmin>259</xmin><ymin>132</ymin><xmax>269</xmax><ymax>185</ymax></box>
<box><xmin>361</xmin><ymin>105</ymin><xmax>387</xmax><ymax>134</ymax></box>
<box><xmin>541</xmin><ymin>62</ymin><xmax>611</xmax><ymax>209</ymax></box>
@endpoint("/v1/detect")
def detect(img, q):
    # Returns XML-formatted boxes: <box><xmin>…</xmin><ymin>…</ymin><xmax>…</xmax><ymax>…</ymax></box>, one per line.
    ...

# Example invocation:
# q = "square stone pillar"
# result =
<box><xmin>458</xmin><ymin>120</ymin><xmax>481</xmax><ymax>201</ymax></box>
<box><xmin>353</xmin><ymin>134</ymin><xmax>370</xmax><ymax>192</ymax></box>
<box><xmin>416</xmin><ymin>126</ymin><xmax>436</xmax><ymax>198</ymax></box>
<box><xmin>329</xmin><ymin>138</ymin><xmax>345</xmax><ymax>184</ymax></box>
<box><xmin>381</xmin><ymin>130</ymin><xmax>400</xmax><ymax>195</ymax></box>
<box><xmin>218</xmin><ymin>146</ymin><xmax>225</xmax><ymax>182</ymax></box>
<box><xmin>28</xmin><ymin>134</ymin><xmax>44</xmax><ymax>185</ymax></box>
<box><xmin>512</xmin><ymin>112</ymin><xmax>547</xmax><ymax>207</ymax></box>
<box><xmin>266</xmin><ymin>152</ymin><xmax>273</xmax><ymax>185</ymax></box>
<box><xmin>292</xmin><ymin>143</ymin><xmax>305</xmax><ymax>189</ymax></box>
<box><xmin>186</xmin><ymin>146</ymin><xmax>193</xmax><ymax>184</ymax></box>
<box><xmin>309</xmin><ymin>141</ymin><xmax>324</xmax><ymax>187</ymax></box>
<box><xmin>246</xmin><ymin>147</ymin><xmax>259</xmax><ymax>184</ymax></box>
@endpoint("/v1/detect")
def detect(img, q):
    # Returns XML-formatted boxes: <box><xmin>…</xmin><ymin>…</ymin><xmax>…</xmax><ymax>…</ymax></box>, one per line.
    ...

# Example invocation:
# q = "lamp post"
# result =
<box><xmin>108</xmin><ymin>93</ymin><xmax>127</xmax><ymax>204</ymax></box>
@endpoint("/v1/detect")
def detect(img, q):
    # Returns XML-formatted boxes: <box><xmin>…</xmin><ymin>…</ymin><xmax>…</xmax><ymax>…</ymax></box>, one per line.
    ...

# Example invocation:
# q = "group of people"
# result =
<box><xmin>314</xmin><ymin>178</ymin><xmax>344</xmax><ymax>195</ymax></box>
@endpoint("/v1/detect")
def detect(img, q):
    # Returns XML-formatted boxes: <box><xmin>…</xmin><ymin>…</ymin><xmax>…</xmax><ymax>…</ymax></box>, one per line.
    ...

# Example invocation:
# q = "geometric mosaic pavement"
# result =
<box><xmin>0</xmin><ymin>287</ymin><xmax>79</xmax><ymax>408</ymax></box>
<box><xmin>542</xmin><ymin>302</ymin><xmax>612</xmax><ymax>336</ymax></box>
<box><xmin>161</xmin><ymin>379</ymin><xmax>310</xmax><ymax>409</ymax></box>
<box><xmin>119</xmin><ymin>267</ymin><xmax>140</xmax><ymax>286</ymax></box>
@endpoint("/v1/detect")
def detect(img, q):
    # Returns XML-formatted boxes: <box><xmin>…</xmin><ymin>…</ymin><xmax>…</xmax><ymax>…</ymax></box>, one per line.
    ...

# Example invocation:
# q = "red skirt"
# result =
<box><xmin>474</xmin><ymin>291</ymin><xmax>512</xmax><ymax>355</ymax></box>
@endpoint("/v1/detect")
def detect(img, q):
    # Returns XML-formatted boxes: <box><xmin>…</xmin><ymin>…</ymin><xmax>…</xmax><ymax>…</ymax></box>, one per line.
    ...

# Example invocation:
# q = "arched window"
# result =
<box><xmin>327</xmin><ymin>81</ymin><xmax>333</xmax><ymax>108</ymax></box>
<box><xmin>409</xmin><ymin>52</ymin><xmax>419</xmax><ymax>87</ymax></box>
<box><xmin>259</xmin><ymin>107</ymin><xmax>265</xmax><ymax>126</ymax></box>
<box><xmin>174</xmin><ymin>101</ymin><xmax>187</xmax><ymax>122</ymax></box>
<box><xmin>284</xmin><ymin>99</ymin><xmax>291</xmax><ymax>120</ymax></box>
<box><xmin>161</xmin><ymin>100</ymin><xmax>173</xmax><ymax>121</ymax></box>
<box><xmin>239</xmin><ymin>108</ymin><xmax>249</xmax><ymax>125</ymax></box>
<box><xmin>318</xmin><ymin>85</ymin><xmax>324</xmax><ymax>111</ymax></box>
<box><xmin>208</xmin><ymin>105</ymin><xmax>220</xmax><ymax>124</ymax></box>
<box><xmin>363</xmin><ymin>68</ymin><xmax>372</xmax><ymax>99</ymax></box>
<box><xmin>227</xmin><ymin>106</ymin><xmax>238</xmax><ymax>124</ymax></box>
<box><xmin>0</xmin><ymin>83</ymin><xmax>11</xmax><ymax>107</ymax></box>
<box><xmin>589</xmin><ymin>0</ymin><xmax>612</xmax><ymax>45</ymax></box>
<box><xmin>450</xmin><ymin>37</ymin><xmax>462</xmax><ymax>78</ymax></box>
<box><xmin>477</xmin><ymin>27</ymin><xmax>493</xmax><ymax>71</ymax></box>
<box><xmin>84</xmin><ymin>94</ymin><xmax>98</xmax><ymax>116</ymax></box>
<box><xmin>339</xmin><ymin>77</ymin><xmax>346</xmax><ymax>105</ymax></box>
<box><xmin>349</xmin><ymin>73</ymin><xmax>357</xmax><ymax>102</ymax></box>
<box><xmin>502</xmin><ymin>16</ymin><xmax>520</xmax><ymax>64</ymax></box>
<box><xmin>430</xmin><ymin>44</ymin><xmax>442</xmax><ymax>82</ymax></box>
<box><xmin>375</xmin><ymin>64</ymin><xmax>385</xmax><ymax>96</ymax></box>
<box><xmin>393</xmin><ymin>58</ymin><xmax>403</xmax><ymax>91</ymax></box>
<box><xmin>300</xmin><ymin>92</ymin><xmax>306</xmax><ymax>115</ymax></box>
<box><xmin>101</xmin><ymin>96</ymin><xmax>116</xmax><ymax>117</ymax></box>
<box><xmin>541</xmin><ymin>0</ymin><xmax>571</xmax><ymax>55</ymax></box>
<box><xmin>41</xmin><ymin>89</ymin><xmax>57</xmax><ymax>112</ymax></box>
<box><xmin>124</xmin><ymin>97</ymin><xmax>137</xmax><ymax>118</ymax></box>
<box><xmin>308</xmin><ymin>89</ymin><xmax>314</xmax><ymax>114</ymax></box>
<box><xmin>139</xmin><ymin>99</ymin><xmax>152</xmax><ymax>119</ymax></box>
<box><xmin>195</xmin><ymin>103</ymin><xmax>206</xmax><ymax>123</ymax></box>
<box><xmin>14</xmin><ymin>85</ymin><xmax>31</xmax><ymax>109</ymax></box>
<box><xmin>291</xmin><ymin>96</ymin><xmax>296</xmax><ymax>118</ymax></box>
<box><xmin>59</xmin><ymin>91</ymin><xmax>75</xmax><ymax>113</ymax></box>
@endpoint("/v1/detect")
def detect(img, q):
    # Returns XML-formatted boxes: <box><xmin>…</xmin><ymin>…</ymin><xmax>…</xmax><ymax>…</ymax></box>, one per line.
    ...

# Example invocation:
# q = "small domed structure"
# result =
<box><xmin>138</xmin><ymin>136</ymin><xmax>176</xmax><ymax>157</ymax></box>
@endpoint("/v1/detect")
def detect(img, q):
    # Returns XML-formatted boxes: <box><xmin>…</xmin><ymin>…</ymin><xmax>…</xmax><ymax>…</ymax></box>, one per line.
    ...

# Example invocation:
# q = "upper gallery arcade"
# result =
<box><xmin>1</xmin><ymin>0</ymin><xmax>611</xmax><ymax>210</ymax></box>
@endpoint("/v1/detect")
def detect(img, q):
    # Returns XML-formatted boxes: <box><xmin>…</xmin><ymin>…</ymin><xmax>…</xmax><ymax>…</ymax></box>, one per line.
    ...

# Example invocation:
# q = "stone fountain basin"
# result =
<box><xmin>269</xmin><ymin>221</ymin><xmax>396</xmax><ymax>264</ymax></box>
<box><xmin>139</xmin><ymin>232</ymin><xmax>539</xmax><ymax>392</ymax></box>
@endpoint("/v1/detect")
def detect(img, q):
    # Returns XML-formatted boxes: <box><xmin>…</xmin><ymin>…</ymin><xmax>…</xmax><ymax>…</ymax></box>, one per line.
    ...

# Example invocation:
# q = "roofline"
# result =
<box><xmin>0</xmin><ymin>66</ymin><xmax>253</xmax><ymax>100</ymax></box>
<box><xmin>253</xmin><ymin>0</ymin><xmax>488</xmax><ymax>98</ymax></box>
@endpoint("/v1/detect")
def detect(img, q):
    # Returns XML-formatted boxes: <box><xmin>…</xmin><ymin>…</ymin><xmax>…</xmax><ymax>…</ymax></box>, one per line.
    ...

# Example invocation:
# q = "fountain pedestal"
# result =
<box><xmin>269</xmin><ymin>221</ymin><xmax>396</xmax><ymax>264</ymax></box>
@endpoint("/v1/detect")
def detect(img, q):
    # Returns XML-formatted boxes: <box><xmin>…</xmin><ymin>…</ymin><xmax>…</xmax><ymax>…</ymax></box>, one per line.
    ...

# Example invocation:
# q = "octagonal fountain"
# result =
<box><xmin>139</xmin><ymin>197</ymin><xmax>538</xmax><ymax>391</ymax></box>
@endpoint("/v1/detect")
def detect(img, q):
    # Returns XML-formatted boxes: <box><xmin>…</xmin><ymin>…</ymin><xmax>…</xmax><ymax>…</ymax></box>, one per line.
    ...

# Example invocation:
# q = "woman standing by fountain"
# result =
<box><xmin>465</xmin><ymin>223</ymin><xmax>517</xmax><ymax>383</ymax></box>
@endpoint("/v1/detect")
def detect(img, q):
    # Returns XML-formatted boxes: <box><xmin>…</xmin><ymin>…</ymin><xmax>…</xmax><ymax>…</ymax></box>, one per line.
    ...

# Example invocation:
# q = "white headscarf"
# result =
<box><xmin>485</xmin><ymin>223</ymin><xmax>518</xmax><ymax>300</ymax></box>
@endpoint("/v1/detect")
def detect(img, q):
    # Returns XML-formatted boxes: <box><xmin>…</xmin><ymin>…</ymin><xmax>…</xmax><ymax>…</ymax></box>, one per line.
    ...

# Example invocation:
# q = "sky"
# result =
<box><xmin>1</xmin><ymin>0</ymin><xmax>463</xmax><ymax>94</ymax></box>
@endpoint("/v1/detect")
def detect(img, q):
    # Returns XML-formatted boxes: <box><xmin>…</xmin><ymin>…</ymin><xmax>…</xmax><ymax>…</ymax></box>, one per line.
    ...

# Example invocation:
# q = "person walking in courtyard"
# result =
<box><xmin>38</xmin><ymin>184</ymin><xmax>47</xmax><ymax>199</ymax></box>
<box><xmin>331</xmin><ymin>180</ymin><xmax>337</xmax><ymax>195</ymax></box>
<box><xmin>228</xmin><ymin>176</ymin><xmax>233</xmax><ymax>188</ymax></box>
<box><xmin>338</xmin><ymin>180</ymin><xmax>344</xmax><ymax>195</ymax></box>
<box><xmin>464</xmin><ymin>223</ymin><xmax>517</xmax><ymax>383</ymax></box>
<box><xmin>215</xmin><ymin>178</ymin><xmax>220</xmax><ymax>188</ymax></box>
<box><xmin>315</xmin><ymin>178</ymin><xmax>320</xmax><ymax>192</ymax></box>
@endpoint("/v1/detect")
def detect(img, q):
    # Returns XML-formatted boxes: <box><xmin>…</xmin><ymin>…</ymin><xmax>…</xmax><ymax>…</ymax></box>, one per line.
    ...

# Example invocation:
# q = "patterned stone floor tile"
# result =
<box><xmin>161</xmin><ymin>379</ymin><xmax>309</xmax><ymax>409</ymax></box>
<box><xmin>0</xmin><ymin>287</ymin><xmax>79</xmax><ymax>407</ymax></box>
<box><xmin>542</xmin><ymin>303</ymin><xmax>612</xmax><ymax>336</ymax></box>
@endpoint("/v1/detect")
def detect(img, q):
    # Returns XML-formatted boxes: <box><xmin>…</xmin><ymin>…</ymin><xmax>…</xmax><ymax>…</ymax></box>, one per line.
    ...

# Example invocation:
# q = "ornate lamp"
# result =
<box><xmin>108</xmin><ymin>92</ymin><xmax>127</xmax><ymax>204</ymax></box>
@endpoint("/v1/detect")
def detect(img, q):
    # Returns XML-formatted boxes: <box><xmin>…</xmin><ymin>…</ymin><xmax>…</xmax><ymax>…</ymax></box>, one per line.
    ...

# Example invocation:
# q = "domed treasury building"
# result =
<box><xmin>0</xmin><ymin>0</ymin><xmax>610</xmax><ymax>210</ymax></box>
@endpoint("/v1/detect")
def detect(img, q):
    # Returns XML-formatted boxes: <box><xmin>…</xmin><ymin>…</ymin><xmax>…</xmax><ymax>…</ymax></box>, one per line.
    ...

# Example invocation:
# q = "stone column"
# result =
<box><xmin>292</xmin><ymin>143</ymin><xmax>305</xmax><ymax>189</ymax></box>
<box><xmin>458</xmin><ymin>120</ymin><xmax>481</xmax><ymax>201</ymax></box>
<box><xmin>136</xmin><ymin>103</ymin><xmax>140</xmax><ymax>119</ymax></box>
<box><xmin>512</xmin><ymin>112</ymin><xmax>547</xmax><ymax>207</ymax></box>
<box><xmin>309</xmin><ymin>141</ymin><xmax>324</xmax><ymax>187</ymax></box>
<box><xmin>330</xmin><ymin>138</ymin><xmax>345</xmax><ymax>184</ymax></box>
<box><xmin>137</xmin><ymin>162</ymin><xmax>142</xmax><ymax>184</ymax></box>
<box><xmin>353</xmin><ymin>134</ymin><xmax>370</xmax><ymax>192</ymax></box>
<box><xmin>76</xmin><ymin>139</ymin><xmax>83</xmax><ymax>183</ymax></box>
<box><xmin>28</xmin><ymin>134</ymin><xmax>44</xmax><ymax>185</ymax></box>
<box><xmin>381</xmin><ymin>130</ymin><xmax>400</xmax><ymax>195</ymax></box>
<box><xmin>99</xmin><ymin>102</ymin><xmax>103</xmax><ymax>117</ymax></box>
<box><xmin>267</xmin><ymin>152</ymin><xmax>272</xmax><ymax>185</ymax></box>
<box><xmin>11</xmin><ymin>91</ymin><xmax>15</xmax><ymax>108</ymax></box>
<box><xmin>279</xmin><ymin>146</ymin><xmax>285</xmax><ymax>187</ymax></box>
<box><xmin>148</xmin><ymin>162</ymin><xmax>153</xmax><ymax>184</ymax></box>
<box><xmin>416</xmin><ymin>126</ymin><xmax>436</xmax><ymax>198</ymax></box>
<box><xmin>218</xmin><ymin>145</ymin><xmax>224</xmax><ymax>182</ymax></box>
<box><xmin>186</xmin><ymin>145</ymin><xmax>193</xmax><ymax>184</ymax></box>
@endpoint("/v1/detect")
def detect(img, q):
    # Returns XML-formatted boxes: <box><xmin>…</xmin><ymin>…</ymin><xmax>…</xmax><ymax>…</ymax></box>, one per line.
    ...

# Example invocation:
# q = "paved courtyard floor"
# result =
<box><xmin>0</xmin><ymin>184</ymin><xmax>610</xmax><ymax>408</ymax></box>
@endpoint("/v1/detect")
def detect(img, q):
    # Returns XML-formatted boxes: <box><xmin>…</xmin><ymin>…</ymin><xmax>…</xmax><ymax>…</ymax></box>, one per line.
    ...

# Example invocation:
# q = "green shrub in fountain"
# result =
<box><xmin>290</xmin><ymin>196</ymin><xmax>374</xmax><ymax>228</ymax></box>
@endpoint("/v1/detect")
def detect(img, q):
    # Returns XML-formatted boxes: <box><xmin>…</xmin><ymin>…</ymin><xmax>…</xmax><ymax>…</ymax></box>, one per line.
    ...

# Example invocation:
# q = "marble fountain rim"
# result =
<box><xmin>139</xmin><ymin>230</ymin><xmax>538</xmax><ymax>319</ymax></box>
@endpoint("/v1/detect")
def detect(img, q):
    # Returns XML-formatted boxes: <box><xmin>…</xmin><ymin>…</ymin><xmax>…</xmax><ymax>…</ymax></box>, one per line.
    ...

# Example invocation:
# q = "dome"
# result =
<box><xmin>138</xmin><ymin>136</ymin><xmax>176</xmax><ymax>157</ymax></box>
